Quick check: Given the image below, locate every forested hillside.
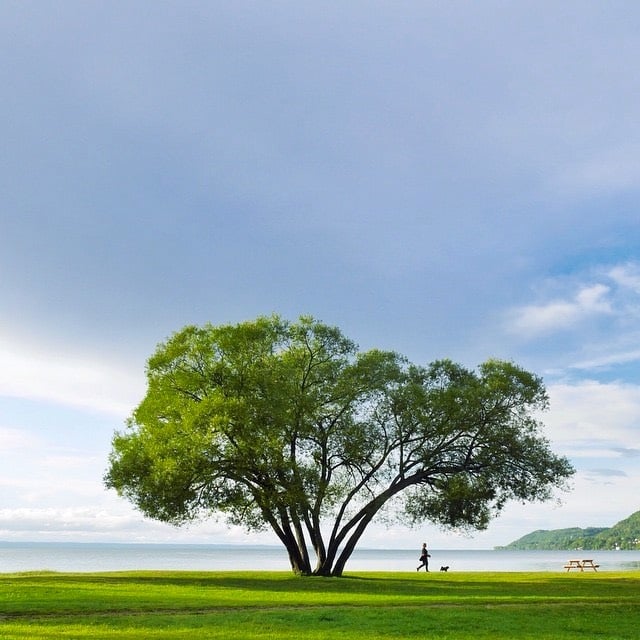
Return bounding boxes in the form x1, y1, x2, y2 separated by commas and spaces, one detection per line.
500, 510, 640, 550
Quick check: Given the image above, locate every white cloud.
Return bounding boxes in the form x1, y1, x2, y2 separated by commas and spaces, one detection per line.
42, 454, 103, 471
0, 505, 190, 542
583, 468, 628, 478
505, 262, 640, 351
0, 427, 41, 450
555, 143, 640, 195
0, 507, 135, 533
0, 334, 144, 417
503, 469, 638, 532
570, 349, 640, 371
608, 263, 640, 294
544, 379, 640, 451
0, 503, 276, 544
508, 283, 611, 337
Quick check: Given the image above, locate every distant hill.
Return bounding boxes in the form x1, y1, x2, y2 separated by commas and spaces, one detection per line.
499, 510, 640, 550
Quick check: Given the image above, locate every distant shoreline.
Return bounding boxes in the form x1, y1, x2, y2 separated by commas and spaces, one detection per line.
2, 542, 639, 574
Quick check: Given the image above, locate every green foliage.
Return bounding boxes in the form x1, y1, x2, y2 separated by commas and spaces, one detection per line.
593, 510, 640, 549
499, 527, 609, 550
503, 510, 640, 550
105, 315, 574, 575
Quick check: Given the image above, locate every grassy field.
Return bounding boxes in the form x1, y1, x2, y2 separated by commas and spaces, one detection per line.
1, 570, 638, 639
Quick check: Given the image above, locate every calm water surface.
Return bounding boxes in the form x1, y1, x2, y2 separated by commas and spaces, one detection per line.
1, 543, 639, 573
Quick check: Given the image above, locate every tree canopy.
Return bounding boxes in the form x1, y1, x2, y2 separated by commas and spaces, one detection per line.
105, 315, 574, 575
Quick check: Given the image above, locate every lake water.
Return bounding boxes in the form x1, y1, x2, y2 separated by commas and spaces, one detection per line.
1, 542, 639, 573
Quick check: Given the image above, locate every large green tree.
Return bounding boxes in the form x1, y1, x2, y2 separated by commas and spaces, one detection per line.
105, 315, 574, 576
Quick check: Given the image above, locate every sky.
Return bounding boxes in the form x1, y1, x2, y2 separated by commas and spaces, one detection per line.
1, 1, 639, 551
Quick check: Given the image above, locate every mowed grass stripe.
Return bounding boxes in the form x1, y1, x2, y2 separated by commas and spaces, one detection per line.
1, 571, 639, 640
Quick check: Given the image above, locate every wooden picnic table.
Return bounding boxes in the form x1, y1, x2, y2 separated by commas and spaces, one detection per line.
564, 559, 599, 572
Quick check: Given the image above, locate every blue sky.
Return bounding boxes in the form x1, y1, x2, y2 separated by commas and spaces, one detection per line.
1, 1, 639, 550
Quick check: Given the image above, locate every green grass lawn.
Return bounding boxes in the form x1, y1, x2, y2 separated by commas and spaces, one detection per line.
1, 570, 638, 639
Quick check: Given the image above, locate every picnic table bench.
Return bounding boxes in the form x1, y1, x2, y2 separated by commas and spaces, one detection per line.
564, 559, 599, 572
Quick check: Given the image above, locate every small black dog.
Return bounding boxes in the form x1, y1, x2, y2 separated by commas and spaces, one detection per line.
440, 565, 450, 572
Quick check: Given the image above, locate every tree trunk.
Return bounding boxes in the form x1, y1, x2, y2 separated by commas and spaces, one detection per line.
325, 483, 412, 576
271, 515, 313, 575
285, 541, 312, 574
